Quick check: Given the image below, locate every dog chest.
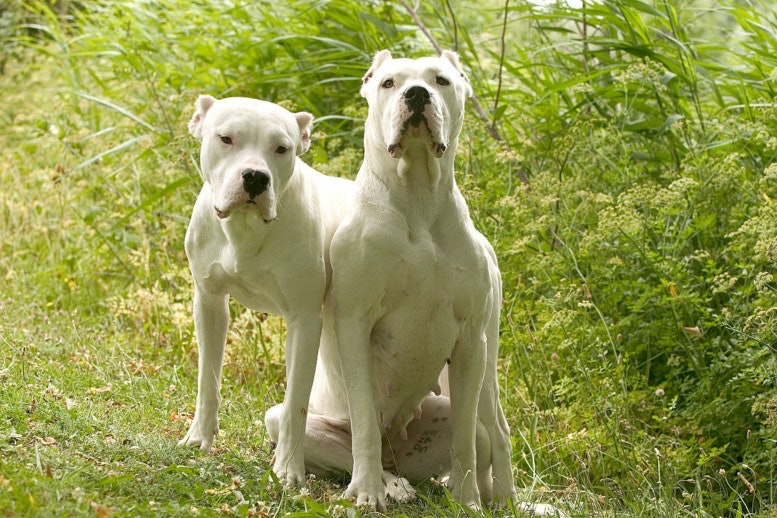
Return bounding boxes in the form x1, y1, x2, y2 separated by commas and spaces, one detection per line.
193, 248, 324, 317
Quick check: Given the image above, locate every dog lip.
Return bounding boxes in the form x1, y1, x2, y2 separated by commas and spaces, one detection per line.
401, 112, 427, 130
387, 143, 403, 158
214, 207, 229, 219
407, 112, 427, 128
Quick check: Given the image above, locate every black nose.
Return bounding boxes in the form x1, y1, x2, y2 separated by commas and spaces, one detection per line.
242, 169, 270, 199
404, 85, 431, 112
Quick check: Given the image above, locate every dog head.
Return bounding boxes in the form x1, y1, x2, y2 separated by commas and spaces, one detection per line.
189, 96, 313, 222
360, 50, 472, 159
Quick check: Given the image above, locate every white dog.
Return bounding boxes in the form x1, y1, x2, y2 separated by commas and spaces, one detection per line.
180, 95, 353, 488
328, 48, 517, 510
264, 51, 520, 511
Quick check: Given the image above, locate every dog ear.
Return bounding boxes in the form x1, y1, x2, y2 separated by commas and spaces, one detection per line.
189, 95, 217, 141
441, 50, 473, 98
295, 111, 313, 155
360, 49, 393, 97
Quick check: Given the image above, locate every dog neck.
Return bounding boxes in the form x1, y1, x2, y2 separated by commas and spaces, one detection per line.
396, 142, 443, 187
365, 133, 457, 191
219, 209, 272, 254
363, 133, 461, 229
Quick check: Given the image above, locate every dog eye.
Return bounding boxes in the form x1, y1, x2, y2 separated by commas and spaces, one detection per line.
381, 78, 395, 89
276, 146, 288, 154
219, 135, 233, 145
436, 76, 450, 86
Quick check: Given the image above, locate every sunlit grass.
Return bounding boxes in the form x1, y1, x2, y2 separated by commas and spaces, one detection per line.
2, 0, 777, 516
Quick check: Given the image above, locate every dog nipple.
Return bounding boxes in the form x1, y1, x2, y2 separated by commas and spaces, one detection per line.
392, 413, 410, 441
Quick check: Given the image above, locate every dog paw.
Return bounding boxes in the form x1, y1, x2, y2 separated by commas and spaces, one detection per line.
447, 472, 481, 510
344, 475, 387, 511
178, 417, 218, 451
383, 472, 417, 503
272, 456, 306, 488
492, 483, 519, 506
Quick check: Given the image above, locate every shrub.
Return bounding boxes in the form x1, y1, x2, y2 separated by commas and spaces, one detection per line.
4, 0, 777, 515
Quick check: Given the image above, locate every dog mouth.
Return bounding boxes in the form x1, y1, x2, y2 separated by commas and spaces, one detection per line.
387, 142, 446, 158
213, 200, 275, 224
406, 111, 427, 129
387, 114, 446, 159
388, 137, 446, 160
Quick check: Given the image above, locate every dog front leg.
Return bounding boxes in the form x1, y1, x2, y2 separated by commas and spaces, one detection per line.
478, 310, 518, 504
335, 317, 387, 510
448, 328, 487, 510
180, 288, 229, 451
478, 374, 517, 503
272, 311, 322, 487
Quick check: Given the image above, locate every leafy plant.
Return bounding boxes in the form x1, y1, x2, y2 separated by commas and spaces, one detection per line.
3, 0, 777, 516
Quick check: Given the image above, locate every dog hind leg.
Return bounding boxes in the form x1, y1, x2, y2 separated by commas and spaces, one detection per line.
266, 404, 418, 503
383, 395, 491, 500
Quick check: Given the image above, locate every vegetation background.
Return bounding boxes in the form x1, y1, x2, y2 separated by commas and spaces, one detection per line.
1, 0, 777, 515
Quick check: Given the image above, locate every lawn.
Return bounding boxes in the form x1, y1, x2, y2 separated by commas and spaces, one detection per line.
2, 0, 777, 516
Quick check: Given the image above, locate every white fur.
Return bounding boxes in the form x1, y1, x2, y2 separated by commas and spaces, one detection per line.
333, 49, 509, 510
249, 56, 562, 516
305, 50, 518, 510
180, 96, 354, 489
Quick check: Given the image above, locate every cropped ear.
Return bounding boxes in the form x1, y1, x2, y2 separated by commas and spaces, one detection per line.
189, 95, 217, 141
441, 50, 473, 98
295, 111, 313, 155
360, 49, 393, 97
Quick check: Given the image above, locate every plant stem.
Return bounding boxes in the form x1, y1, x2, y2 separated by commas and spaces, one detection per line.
397, 0, 529, 184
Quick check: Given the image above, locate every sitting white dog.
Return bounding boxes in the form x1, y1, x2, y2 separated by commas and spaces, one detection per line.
328, 49, 517, 510
265, 51, 526, 512
181, 95, 353, 488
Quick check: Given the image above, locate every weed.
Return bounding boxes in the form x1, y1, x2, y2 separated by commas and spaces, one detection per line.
2, 0, 777, 516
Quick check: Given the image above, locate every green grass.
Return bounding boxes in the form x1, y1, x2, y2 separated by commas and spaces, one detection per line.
2, 0, 777, 516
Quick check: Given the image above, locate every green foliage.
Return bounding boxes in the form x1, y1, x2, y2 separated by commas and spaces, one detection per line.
449, 0, 777, 514
3, 0, 777, 516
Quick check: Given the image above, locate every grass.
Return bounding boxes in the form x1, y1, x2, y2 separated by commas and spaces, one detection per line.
0, 4, 547, 516
3, 0, 777, 516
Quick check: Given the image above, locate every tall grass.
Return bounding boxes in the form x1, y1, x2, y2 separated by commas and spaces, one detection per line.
446, 0, 777, 515
2, 0, 777, 515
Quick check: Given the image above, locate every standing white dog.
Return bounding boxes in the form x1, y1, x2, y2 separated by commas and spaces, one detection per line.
264, 51, 519, 511
180, 95, 353, 488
